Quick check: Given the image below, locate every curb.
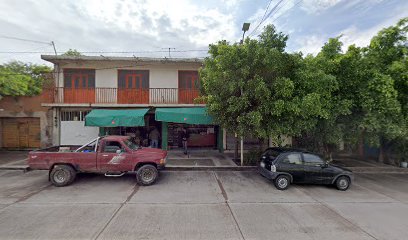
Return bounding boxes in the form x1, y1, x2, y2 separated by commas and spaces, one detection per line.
0, 165, 30, 171
164, 166, 257, 171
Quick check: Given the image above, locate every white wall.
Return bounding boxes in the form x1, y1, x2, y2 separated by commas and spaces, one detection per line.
60, 121, 99, 145
56, 61, 201, 89
96, 69, 117, 88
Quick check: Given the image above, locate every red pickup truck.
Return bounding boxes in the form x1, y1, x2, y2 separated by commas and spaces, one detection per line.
28, 135, 167, 187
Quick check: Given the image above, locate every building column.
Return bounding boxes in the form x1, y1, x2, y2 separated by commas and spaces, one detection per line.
99, 127, 105, 136
222, 128, 227, 151
52, 107, 60, 146
161, 122, 168, 150
217, 127, 223, 153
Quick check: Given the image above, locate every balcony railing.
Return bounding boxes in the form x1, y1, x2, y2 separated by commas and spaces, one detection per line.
42, 87, 204, 105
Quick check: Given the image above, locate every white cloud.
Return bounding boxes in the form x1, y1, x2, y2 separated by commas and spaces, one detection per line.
295, 35, 327, 55
339, 6, 407, 51
301, 0, 342, 14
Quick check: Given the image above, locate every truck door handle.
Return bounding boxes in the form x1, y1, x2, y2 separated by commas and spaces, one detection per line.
102, 154, 109, 157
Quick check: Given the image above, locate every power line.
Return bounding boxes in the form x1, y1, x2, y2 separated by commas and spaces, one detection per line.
249, 0, 274, 38
0, 35, 51, 45
0, 49, 209, 54
271, 0, 303, 22
248, 0, 286, 37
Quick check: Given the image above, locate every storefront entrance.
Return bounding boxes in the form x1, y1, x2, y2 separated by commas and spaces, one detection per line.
167, 123, 216, 149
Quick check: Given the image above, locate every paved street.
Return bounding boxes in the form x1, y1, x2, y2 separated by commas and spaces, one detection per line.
0, 170, 407, 240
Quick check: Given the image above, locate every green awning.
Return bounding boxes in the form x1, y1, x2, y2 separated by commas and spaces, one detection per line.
85, 109, 149, 127
155, 107, 214, 125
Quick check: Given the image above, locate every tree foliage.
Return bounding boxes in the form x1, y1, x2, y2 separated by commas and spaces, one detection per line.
0, 61, 52, 96
200, 25, 338, 143
201, 17, 408, 160
62, 49, 83, 56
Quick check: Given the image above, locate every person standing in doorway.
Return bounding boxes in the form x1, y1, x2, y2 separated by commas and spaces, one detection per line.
181, 127, 189, 155
149, 127, 160, 148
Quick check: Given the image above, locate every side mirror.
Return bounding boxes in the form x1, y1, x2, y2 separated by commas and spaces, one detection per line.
116, 149, 122, 154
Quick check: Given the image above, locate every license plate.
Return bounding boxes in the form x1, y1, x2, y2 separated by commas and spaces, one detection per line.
260, 162, 265, 168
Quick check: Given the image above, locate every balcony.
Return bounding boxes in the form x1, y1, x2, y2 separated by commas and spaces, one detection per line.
42, 87, 204, 105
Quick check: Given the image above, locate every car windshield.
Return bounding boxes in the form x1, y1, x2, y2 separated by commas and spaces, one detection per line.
124, 140, 139, 150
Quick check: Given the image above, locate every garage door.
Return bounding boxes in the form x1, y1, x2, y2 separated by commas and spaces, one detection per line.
1, 118, 40, 149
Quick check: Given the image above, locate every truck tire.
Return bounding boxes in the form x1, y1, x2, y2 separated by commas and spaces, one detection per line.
136, 164, 158, 186
50, 165, 76, 187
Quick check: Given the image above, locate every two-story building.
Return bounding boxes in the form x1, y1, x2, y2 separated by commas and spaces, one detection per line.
41, 55, 223, 151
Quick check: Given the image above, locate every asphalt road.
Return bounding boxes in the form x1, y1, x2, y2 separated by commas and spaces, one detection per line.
0, 170, 407, 240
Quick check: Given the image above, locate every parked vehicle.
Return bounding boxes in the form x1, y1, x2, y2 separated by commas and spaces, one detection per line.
258, 148, 353, 191
28, 136, 167, 187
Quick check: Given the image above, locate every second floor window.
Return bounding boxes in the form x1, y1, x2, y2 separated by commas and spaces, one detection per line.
118, 70, 149, 89
63, 69, 95, 88
179, 71, 199, 90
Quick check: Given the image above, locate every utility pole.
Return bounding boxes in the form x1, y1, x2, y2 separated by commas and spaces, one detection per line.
237, 23, 250, 166
51, 41, 57, 55
162, 47, 176, 58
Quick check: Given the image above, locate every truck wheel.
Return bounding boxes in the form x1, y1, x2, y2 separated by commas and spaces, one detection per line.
136, 165, 158, 186
50, 165, 76, 187
274, 175, 290, 190
336, 176, 350, 191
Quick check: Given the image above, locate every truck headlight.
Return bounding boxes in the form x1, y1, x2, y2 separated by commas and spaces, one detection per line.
160, 158, 166, 165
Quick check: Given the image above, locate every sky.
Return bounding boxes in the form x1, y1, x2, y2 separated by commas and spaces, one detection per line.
0, 0, 406, 65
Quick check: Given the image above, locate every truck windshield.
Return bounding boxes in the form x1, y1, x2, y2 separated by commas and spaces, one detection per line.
124, 140, 138, 150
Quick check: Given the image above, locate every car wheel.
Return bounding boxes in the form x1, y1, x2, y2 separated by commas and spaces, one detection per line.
336, 176, 350, 191
136, 165, 158, 186
274, 175, 290, 190
50, 165, 76, 187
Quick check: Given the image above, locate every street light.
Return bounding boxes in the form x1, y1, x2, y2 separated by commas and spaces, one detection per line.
236, 23, 251, 165
240, 23, 250, 44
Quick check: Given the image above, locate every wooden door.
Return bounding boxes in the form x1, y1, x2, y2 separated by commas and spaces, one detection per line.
1, 118, 40, 149
64, 74, 95, 103
178, 71, 199, 103
118, 74, 149, 104
2, 119, 19, 148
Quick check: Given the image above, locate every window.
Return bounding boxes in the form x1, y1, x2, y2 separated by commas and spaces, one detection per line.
262, 149, 280, 160
118, 70, 149, 89
281, 153, 302, 165
303, 153, 324, 165
63, 69, 95, 88
60, 110, 90, 121
103, 141, 123, 153
179, 71, 199, 89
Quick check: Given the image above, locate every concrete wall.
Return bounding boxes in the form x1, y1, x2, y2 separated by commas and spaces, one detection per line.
0, 94, 53, 148
60, 121, 99, 145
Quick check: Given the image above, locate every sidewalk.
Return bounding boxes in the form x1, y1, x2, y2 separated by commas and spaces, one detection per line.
0, 151, 29, 170
166, 150, 237, 167
332, 156, 408, 173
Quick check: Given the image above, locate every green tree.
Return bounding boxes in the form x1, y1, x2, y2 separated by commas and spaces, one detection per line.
200, 25, 337, 145
303, 17, 408, 162
0, 61, 52, 96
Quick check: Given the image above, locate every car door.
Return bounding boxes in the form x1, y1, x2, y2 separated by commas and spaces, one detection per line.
303, 153, 325, 184
276, 153, 305, 183
98, 140, 133, 172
